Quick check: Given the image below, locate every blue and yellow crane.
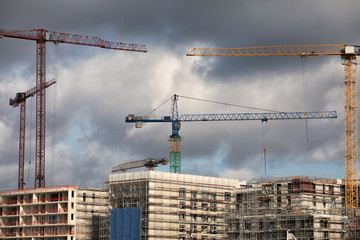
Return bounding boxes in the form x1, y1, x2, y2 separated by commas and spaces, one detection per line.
126, 94, 337, 174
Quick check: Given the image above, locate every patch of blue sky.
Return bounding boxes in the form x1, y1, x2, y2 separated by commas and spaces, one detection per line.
264, 159, 344, 180
61, 120, 96, 151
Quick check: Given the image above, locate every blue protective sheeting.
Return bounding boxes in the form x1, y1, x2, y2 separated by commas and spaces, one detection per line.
110, 207, 142, 240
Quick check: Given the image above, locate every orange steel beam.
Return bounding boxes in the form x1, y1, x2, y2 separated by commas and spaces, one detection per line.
186, 45, 346, 57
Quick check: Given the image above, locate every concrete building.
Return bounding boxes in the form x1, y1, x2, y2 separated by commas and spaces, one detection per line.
106, 171, 243, 240
226, 176, 348, 240
0, 185, 108, 240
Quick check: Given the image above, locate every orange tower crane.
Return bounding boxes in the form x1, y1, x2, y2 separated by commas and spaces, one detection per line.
9, 79, 56, 190
187, 44, 360, 216
1, 29, 147, 188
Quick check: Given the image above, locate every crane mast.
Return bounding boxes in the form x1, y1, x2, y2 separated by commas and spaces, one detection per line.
187, 44, 360, 216
170, 94, 181, 173
126, 94, 337, 174
1, 29, 147, 188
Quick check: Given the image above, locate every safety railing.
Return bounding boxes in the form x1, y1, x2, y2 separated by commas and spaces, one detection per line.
0, 196, 68, 205
0, 230, 74, 237
0, 219, 68, 227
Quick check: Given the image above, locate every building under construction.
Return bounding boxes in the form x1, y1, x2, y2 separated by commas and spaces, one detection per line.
106, 171, 243, 240
0, 185, 108, 239
0, 172, 353, 240
225, 176, 348, 240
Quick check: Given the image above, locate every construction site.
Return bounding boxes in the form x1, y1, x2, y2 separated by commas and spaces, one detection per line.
0, 171, 357, 240
0, 27, 360, 240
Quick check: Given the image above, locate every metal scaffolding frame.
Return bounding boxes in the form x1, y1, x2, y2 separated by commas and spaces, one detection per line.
225, 176, 348, 240
104, 171, 241, 240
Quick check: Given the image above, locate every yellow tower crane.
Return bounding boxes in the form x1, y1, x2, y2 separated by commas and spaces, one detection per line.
187, 45, 360, 217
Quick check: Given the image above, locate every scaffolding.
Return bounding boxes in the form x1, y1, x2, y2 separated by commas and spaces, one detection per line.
99, 212, 110, 240
225, 176, 348, 240
75, 187, 109, 240
104, 171, 242, 240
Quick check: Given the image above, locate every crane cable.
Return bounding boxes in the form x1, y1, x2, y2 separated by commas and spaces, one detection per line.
144, 96, 172, 116
178, 95, 282, 113
301, 56, 309, 143
50, 43, 59, 186
146, 94, 283, 116
27, 92, 34, 184
262, 119, 267, 176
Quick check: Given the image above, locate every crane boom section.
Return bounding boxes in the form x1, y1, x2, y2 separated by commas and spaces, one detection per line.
126, 111, 336, 123
112, 159, 148, 172
180, 111, 336, 121
9, 79, 56, 107
112, 158, 169, 172
186, 45, 360, 57
0, 29, 147, 52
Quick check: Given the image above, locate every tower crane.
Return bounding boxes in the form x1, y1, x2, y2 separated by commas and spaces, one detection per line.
186, 44, 360, 216
0, 29, 147, 188
9, 79, 56, 190
112, 158, 169, 172
126, 94, 337, 174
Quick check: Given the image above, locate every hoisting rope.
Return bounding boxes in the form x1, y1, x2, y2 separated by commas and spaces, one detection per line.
301, 56, 309, 143
27, 95, 34, 184
50, 43, 59, 186
262, 119, 267, 176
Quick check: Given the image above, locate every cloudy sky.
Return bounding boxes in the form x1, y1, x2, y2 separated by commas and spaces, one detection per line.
0, 0, 359, 190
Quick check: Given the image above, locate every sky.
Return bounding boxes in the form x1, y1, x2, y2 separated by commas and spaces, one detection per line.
0, 0, 359, 190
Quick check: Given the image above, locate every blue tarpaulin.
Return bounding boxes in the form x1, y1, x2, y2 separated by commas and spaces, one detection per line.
110, 207, 142, 240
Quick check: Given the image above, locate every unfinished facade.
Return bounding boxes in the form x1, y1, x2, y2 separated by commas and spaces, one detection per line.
0, 185, 108, 240
226, 176, 348, 240
107, 171, 243, 240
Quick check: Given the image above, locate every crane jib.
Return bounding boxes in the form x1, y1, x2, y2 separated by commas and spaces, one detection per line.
179, 111, 337, 121
125, 111, 337, 123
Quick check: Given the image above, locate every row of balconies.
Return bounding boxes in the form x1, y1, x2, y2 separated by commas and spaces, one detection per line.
0, 219, 68, 227
0, 197, 68, 206
0, 230, 74, 238
0, 208, 68, 216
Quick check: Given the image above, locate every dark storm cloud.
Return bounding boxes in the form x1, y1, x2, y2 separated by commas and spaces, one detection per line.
1, 0, 359, 78
0, 0, 359, 189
